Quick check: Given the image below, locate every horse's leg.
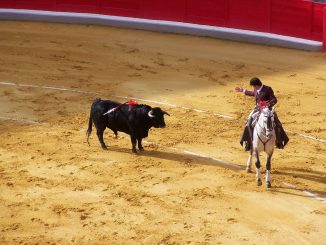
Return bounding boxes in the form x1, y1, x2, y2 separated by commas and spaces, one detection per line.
255, 149, 262, 186
246, 148, 253, 173
266, 152, 273, 188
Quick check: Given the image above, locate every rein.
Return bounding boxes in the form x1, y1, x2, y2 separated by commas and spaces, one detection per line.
256, 130, 273, 151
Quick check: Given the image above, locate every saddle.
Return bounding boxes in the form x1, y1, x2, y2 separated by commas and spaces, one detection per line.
240, 104, 289, 150
251, 113, 260, 128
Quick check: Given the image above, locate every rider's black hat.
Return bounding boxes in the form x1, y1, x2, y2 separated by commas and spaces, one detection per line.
250, 77, 262, 86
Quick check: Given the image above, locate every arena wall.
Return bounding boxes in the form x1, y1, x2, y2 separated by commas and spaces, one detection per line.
0, 0, 325, 51
324, 6, 326, 50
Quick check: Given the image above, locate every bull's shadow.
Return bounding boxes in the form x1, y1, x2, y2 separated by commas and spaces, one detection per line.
100, 145, 242, 171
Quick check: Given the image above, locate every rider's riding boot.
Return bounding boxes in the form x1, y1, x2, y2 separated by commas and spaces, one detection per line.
275, 126, 284, 149
244, 141, 250, 151
274, 113, 289, 149
241, 117, 253, 151
240, 126, 248, 151
247, 117, 254, 151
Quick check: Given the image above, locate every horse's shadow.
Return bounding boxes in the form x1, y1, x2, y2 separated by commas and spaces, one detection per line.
100, 145, 242, 171
269, 185, 326, 200
90, 144, 325, 198
273, 167, 326, 197
277, 167, 326, 185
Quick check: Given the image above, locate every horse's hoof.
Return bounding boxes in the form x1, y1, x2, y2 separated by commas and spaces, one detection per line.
266, 181, 272, 188
101, 146, 108, 150
246, 168, 252, 173
257, 178, 262, 186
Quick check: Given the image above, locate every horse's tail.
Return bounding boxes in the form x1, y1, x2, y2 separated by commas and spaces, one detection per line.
86, 98, 101, 145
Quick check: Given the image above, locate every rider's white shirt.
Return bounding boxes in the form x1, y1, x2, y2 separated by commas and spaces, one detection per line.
256, 84, 264, 94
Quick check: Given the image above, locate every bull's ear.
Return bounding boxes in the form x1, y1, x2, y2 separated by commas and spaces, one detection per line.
148, 110, 155, 118
163, 111, 170, 116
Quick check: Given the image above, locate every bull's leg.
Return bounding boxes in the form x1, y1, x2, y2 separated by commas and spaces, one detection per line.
108, 128, 118, 139
266, 154, 273, 188
255, 150, 262, 186
130, 134, 137, 154
93, 121, 108, 150
137, 137, 144, 151
246, 148, 253, 173
96, 130, 107, 150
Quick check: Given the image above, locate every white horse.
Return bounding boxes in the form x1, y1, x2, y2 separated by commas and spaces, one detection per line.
246, 106, 276, 188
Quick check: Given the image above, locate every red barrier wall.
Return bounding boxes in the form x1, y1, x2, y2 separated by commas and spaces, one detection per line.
0, 0, 325, 48
324, 7, 326, 51
143, 0, 185, 22
270, 0, 313, 40
14, 0, 55, 11
56, 0, 98, 13
100, 0, 143, 18
228, 0, 270, 32
185, 0, 228, 27
312, 3, 325, 41
0, 0, 15, 8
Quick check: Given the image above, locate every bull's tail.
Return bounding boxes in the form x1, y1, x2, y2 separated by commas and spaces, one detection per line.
86, 115, 92, 146
86, 98, 101, 145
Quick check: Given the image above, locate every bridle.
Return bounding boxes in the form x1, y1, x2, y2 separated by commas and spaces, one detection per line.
256, 107, 275, 151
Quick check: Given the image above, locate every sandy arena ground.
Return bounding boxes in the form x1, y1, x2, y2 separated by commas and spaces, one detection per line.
0, 21, 325, 244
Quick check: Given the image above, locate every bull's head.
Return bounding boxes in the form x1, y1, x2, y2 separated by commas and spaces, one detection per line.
148, 107, 170, 128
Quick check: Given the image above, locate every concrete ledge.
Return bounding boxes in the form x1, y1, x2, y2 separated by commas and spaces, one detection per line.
0, 8, 323, 51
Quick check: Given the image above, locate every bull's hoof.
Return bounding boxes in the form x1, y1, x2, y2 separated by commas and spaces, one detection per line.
246, 167, 252, 173
101, 146, 108, 150
266, 181, 272, 188
257, 178, 262, 186
132, 149, 137, 154
138, 147, 144, 151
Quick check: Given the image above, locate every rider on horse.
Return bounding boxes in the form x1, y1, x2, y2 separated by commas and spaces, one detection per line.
235, 77, 289, 151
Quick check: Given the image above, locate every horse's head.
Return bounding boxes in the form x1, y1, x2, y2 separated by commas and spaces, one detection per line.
260, 107, 275, 138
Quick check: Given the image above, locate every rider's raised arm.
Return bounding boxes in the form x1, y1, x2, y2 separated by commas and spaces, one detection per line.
244, 89, 255, 97
235, 86, 255, 97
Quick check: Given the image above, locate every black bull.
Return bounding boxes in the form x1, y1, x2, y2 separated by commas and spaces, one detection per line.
86, 98, 170, 153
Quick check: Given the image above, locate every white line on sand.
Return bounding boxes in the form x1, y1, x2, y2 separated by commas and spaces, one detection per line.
286, 130, 326, 143
0, 116, 323, 203
302, 190, 326, 203
0, 81, 324, 143
182, 149, 241, 169
282, 182, 325, 203
142, 140, 241, 170
0, 116, 40, 124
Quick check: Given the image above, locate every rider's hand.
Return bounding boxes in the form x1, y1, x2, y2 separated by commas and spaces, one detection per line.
235, 86, 244, 93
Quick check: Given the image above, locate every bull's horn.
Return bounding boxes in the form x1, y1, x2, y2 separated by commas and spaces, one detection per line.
148, 110, 155, 118
163, 111, 170, 116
